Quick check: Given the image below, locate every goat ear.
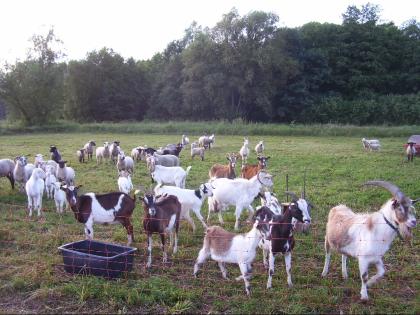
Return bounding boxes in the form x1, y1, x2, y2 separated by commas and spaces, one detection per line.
411, 198, 419, 205
392, 199, 400, 209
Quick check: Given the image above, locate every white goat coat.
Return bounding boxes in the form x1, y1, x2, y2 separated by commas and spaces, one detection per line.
154, 184, 211, 230
151, 165, 191, 188
45, 171, 57, 199
52, 182, 68, 213
208, 173, 273, 229
118, 175, 133, 194
25, 168, 45, 216
56, 165, 75, 186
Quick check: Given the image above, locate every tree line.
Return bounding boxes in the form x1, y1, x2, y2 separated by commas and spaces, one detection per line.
1, 3, 419, 126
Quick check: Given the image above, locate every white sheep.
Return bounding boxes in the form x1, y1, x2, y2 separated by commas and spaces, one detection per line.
154, 182, 214, 231
83, 140, 96, 161
361, 138, 381, 151
56, 161, 75, 186
0, 158, 15, 189
117, 151, 134, 174
96, 142, 110, 164
118, 170, 133, 194
207, 171, 274, 230
25, 168, 46, 217
13, 156, 35, 192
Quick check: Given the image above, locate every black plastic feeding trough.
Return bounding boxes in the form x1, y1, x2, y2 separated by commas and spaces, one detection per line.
58, 240, 137, 279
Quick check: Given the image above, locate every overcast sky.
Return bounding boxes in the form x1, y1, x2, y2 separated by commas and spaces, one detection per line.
1, 0, 419, 64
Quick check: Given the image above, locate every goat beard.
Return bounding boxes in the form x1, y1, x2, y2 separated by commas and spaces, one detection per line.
399, 224, 413, 241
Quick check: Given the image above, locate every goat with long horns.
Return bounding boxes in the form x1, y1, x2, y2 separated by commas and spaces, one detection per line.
321, 180, 418, 300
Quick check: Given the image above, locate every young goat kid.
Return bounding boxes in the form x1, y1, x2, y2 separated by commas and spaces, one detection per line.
61, 185, 138, 245
259, 191, 312, 289
321, 180, 418, 300
142, 193, 181, 268
194, 207, 273, 295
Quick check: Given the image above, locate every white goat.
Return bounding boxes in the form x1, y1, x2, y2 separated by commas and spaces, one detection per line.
321, 181, 418, 301
361, 138, 381, 151
34, 154, 45, 168
44, 169, 57, 199
96, 142, 110, 164
208, 171, 274, 230
193, 207, 272, 295
154, 182, 213, 231
147, 155, 190, 188
117, 151, 134, 174
190, 141, 205, 161
255, 140, 264, 155
52, 181, 68, 213
181, 134, 190, 146
239, 138, 250, 166
118, 170, 134, 194
25, 168, 46, 217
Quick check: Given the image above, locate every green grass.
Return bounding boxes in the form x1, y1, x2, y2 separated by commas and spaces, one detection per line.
0, 132, 419, 313
1, 119, 419, 137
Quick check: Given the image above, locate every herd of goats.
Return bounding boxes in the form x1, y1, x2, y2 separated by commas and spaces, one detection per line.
0, 134, 418, 301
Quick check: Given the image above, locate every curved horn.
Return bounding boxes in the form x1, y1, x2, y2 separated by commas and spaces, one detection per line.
364, 180, 405, 202
285, 191, 299, 202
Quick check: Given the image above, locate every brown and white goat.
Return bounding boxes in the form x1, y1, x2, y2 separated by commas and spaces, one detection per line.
321, 181, 418, 300
142, 193, 181, 268
208, 153, 238, 179
193, 207, 273, 295
61, 185, 137, 245
406, 142, 416, 162
241, 155, 270, 179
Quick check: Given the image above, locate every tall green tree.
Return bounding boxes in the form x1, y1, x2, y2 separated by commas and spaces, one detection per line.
65, 48, 150, 122
0, 28, 65, 125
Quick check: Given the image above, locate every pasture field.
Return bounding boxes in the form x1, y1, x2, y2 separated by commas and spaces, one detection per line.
0, 132, 419, 314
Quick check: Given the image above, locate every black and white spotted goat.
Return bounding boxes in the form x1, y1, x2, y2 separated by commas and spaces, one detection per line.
259, 191, 312, 289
